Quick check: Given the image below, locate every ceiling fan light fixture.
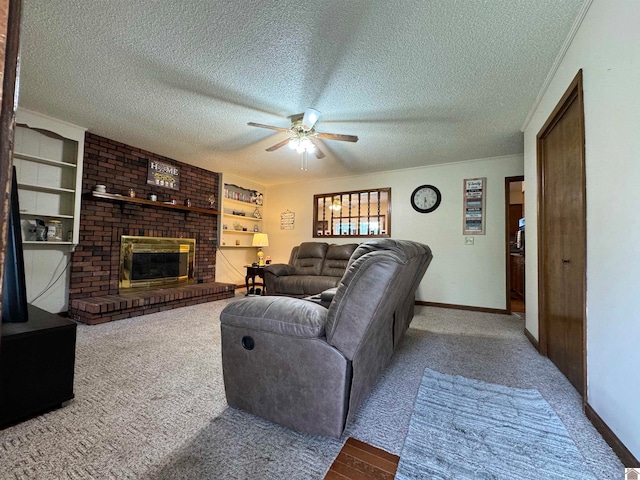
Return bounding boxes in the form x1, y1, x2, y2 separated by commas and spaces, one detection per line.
290, 135, 315, 153
300, 136, 314, 151
248, 110, 355, 171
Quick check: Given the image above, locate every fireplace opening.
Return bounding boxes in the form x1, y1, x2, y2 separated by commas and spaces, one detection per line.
120, 236, 196, 290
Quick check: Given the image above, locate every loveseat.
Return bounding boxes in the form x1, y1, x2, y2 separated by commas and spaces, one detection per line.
264, 242, 358, 297
220, 239, 433, 437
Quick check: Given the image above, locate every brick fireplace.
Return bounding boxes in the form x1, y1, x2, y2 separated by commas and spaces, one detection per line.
68, 133, 234, 324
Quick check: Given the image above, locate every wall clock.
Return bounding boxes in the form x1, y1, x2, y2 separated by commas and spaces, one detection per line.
410, 185, 442, 213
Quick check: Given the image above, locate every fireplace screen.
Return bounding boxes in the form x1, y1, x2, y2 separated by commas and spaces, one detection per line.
119, 236, 196, 289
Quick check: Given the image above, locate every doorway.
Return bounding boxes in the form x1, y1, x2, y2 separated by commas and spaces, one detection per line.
536, 70, 586, 397
505, 176, 525, 315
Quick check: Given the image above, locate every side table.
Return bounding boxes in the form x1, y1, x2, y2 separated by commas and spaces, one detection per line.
245, 265, 265, 296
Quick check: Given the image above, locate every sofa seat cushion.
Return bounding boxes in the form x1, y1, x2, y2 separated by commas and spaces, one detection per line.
270, 275, 343, 297
220, 296, 328, 338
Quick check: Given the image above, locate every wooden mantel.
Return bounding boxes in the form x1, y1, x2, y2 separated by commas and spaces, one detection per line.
90, 191, 220, 215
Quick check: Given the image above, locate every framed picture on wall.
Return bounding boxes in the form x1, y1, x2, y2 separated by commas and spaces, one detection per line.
463, 177, 486, 235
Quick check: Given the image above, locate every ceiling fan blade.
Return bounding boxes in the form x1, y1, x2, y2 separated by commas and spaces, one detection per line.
316, 132, 359, 143
248, 122, 289, 132
309, 137, 326, 159
301, 108, 321, 130
265, 138, 292, 152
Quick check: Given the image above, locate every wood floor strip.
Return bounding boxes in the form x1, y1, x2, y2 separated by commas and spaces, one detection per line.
325, 437, 400, 480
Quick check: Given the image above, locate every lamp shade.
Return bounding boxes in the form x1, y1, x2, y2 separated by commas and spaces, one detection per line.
252, 233, 269, 247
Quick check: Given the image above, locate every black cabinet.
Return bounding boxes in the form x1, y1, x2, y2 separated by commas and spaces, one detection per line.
0, 305, 76, 428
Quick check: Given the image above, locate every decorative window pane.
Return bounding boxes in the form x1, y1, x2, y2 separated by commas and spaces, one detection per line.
313, 188, 391, 238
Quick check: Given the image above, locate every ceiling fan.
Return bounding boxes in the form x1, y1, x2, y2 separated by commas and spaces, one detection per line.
247, 108, 358, 161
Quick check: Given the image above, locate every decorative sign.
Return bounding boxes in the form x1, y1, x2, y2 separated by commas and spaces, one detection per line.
280, 210, 295, 230
463, 177, 486, 235
147, 159, 180, 190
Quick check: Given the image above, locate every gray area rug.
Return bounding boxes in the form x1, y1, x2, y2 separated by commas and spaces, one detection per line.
396, 368, 596, 480
0, 297, 624, 479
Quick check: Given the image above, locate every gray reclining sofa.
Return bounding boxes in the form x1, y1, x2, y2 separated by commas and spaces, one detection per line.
264, 242, 358, 297
220, 239, 433, 437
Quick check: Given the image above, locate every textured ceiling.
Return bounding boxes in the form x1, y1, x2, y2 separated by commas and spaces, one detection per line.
18, 0, 585, 185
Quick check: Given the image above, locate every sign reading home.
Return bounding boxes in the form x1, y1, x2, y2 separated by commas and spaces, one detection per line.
147, 159, 180, 190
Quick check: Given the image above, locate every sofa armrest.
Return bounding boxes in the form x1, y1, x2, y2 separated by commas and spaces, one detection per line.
306, 287, 338, 308
264, 263, 296, 277
220, 296, 328, 338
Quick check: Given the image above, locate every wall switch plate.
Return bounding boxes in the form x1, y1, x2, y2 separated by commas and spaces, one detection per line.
465, 237, 474, 245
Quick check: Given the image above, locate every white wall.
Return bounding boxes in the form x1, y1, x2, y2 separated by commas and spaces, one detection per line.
265, 154, 523, 308
523, 0, 640, 458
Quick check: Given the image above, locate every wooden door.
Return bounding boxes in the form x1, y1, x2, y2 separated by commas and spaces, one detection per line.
537, 71, 586, 396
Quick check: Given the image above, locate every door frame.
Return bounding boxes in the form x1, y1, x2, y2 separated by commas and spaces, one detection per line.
536, 69, 587, 399
504, 175, 524, 315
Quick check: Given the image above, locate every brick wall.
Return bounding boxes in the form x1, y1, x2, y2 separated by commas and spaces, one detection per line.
69, 133, 220, 302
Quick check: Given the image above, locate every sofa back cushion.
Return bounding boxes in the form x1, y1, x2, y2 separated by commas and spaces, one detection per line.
321, 243, 359, 277
293, 242, 328, 276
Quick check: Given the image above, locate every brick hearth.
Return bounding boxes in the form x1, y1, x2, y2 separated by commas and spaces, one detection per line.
69, 133, 234, 324
69, 283, 234, 325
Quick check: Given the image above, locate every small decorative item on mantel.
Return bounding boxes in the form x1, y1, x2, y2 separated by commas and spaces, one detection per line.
208, 195, 216, 209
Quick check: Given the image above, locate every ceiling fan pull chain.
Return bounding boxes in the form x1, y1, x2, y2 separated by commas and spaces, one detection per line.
300, 150, 308, 172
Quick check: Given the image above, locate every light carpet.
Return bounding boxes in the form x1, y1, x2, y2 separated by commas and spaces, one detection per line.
396, 368, 596, 480
0, 298, 624, 479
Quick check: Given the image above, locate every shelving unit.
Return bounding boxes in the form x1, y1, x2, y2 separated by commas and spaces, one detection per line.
12, 109, 87, 314
13, 109, 86, 246
220, 187, 264, 248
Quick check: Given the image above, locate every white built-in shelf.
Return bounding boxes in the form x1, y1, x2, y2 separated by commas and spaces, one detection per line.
224, 197, 263, 208
23, 241, 74, 245
219, 181, 265, 253
13, 152, 77, 168
223, 212, 262, 221
14, 109, 86, 246
19, 211, 74, 219
18, 183, 76, 194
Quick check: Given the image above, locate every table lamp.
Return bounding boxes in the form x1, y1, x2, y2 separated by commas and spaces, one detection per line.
252, 233, 269, 266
